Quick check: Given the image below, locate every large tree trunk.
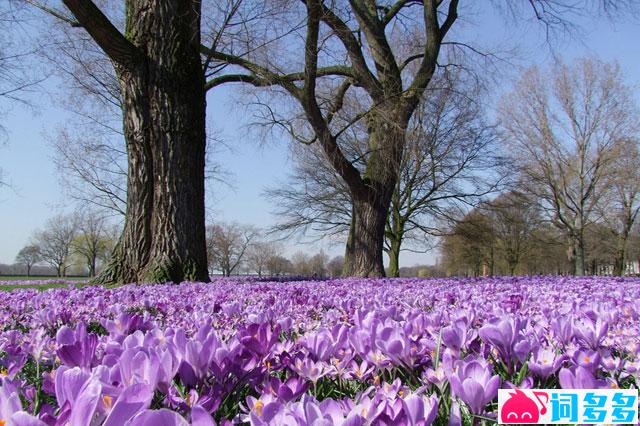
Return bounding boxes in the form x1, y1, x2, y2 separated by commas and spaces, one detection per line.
95, 0, 209, 284
89, 256, 96, 278
387, 237, 402, 278
342, 110, 406, 278
568, 233, 585, 276
343, 195, 389, 277
613, 231, 629, 276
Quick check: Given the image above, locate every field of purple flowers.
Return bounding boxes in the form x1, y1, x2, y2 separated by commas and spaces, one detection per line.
0, 276, 638, 425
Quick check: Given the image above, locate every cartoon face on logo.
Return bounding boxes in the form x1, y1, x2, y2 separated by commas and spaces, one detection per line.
501, 390, 548, 423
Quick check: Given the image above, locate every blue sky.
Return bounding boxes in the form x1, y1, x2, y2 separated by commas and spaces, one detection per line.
1, 5, 639, 266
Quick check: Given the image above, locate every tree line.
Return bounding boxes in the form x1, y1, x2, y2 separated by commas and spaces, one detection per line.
1, 1, 637, 283
10, 215, 343, 278
442, 59, 640, 277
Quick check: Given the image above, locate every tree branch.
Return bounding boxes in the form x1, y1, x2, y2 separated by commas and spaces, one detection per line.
61, 0, 140, 65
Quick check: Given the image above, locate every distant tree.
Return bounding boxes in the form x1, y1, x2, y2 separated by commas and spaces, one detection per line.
246, 240, 282, 277
32, 214, 78, 277
485, 192, 542, 275
290, 250, 329, 277
308, 250, 329, 278
206, 223, 258, 277
265, 255, 293, 276
73, 212, 111, 277
327, 256, 344, 277
441, 210, 495, 277
598, 138, 640, 276
290, 252, 311, 277
15, 244, 42, 276
499, 58, 637, 275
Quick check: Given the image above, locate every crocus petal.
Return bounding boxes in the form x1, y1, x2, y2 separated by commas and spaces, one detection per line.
129, 409, 190, 426
103, 383, 153, 426
54, 367, 90, 408
69, 378, 102, 426
448, 401, 462, 426
8, 411, 48, 426
461, 379, 484, 414
558, 367, 576, 389
191, 405, 216, 426
402, 394, 424, 425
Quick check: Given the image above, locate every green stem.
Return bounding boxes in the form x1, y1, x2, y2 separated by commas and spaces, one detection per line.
33, 360, 41, 415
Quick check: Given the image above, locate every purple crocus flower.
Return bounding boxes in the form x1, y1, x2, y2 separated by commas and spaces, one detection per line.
303, 325, 347, 362
66, 377, 102, 426
102, 383, 154, 426
291, 357, 330, 383
527, 347, 564, 379
448, 358, 500, 414
441, 319, 476, 354
239, 323, 280, 357
56, 324, 98, 369
550, 316, 575, 346
479, 317, 530, 367
558, 366, 601, 389
573, 349, 600, 372
128, 408, 190, 425
0, 378, 46, 426
401, 394, 438, 426
54, 366, 91, 410
574, 318, 609, 349
244, 394, 283, 425
191, 405, 216, 426
448, 401, 461, 426
105, 312, 152, 337
263, 377, 309, 403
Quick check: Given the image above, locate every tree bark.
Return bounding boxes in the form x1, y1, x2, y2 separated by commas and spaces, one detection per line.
613, 233, 628, 276
93, 0, 209, 284
340, 123, 403, 277
387, 236, 402, 278
568, 233, 585, 276
90, 255, 96, 277
343, 196, 389, 277
341, 109, 407, 278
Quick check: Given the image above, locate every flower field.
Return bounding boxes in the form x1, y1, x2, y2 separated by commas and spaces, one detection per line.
0, 276, 638, 425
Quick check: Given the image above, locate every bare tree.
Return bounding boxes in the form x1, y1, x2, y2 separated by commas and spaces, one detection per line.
498, 58, 638, 275
267, 69, 503, 276
384, 71, 504, 276
327, 255, 344, 277
1, 2, 44, 186
206, 0, 629, 277
18, 0, 275, 284
246, 240, 282, 277
206, 222, 258, 276
485, 192, 542, 275
73, 211, 111, 277
32, 214, 78, 277
441, 209, 496, 277
265, 255, 293, 276
598, 138, 640, 275
15, 244, 42, 276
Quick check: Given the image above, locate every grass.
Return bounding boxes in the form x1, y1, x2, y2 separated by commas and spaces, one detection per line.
0, 283, 80, 292
0, 275, 87, 281
0, 276, 90, 292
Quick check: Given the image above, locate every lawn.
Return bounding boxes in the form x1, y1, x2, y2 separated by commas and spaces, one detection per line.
0, 275, 87, 281
0, 276, 88, 292
0, 276, 637, 425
